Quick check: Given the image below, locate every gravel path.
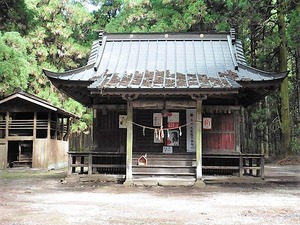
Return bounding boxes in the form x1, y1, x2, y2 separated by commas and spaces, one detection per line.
0, 164, 299, 225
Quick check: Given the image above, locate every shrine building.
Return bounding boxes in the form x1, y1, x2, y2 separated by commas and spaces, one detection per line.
43, 30, 287, 185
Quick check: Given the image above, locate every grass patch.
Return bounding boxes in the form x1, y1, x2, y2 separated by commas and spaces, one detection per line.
0, 169, 67, 180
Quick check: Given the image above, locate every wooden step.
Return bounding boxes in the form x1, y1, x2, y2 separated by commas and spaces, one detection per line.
133, 153, 196, 160
133, 165, 195, 174
133, 154, 196, 167
12, 160, 32, 168
133, 160, 196, 167
133, 174, 196, 180
133, 177, 196, 186
132, 153, 196, 182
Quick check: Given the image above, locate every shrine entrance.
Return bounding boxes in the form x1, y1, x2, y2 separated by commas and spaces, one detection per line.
7, 141, 33, 168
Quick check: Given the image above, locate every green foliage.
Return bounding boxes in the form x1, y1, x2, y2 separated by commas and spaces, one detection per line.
0, 0, 299, 155
250, 107, 269, 132
0, 0, 33, 34
26, 0, 95, 70
0, 32, 31, 94
287, 4, 300, 49
105, 0, 208, 32
19, 0, 97, 133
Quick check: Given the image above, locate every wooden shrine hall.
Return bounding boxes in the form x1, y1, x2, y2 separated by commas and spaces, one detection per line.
44, 30, 287, 186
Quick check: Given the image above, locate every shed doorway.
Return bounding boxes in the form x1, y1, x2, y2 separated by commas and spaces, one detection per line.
7, 141, 33, 168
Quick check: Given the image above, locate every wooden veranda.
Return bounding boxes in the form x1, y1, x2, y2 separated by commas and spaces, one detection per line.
67, 152, 265, 184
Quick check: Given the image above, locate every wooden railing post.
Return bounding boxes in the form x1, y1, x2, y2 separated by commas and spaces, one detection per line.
239, 154, 243, 177
260, 155, 265, 179
88, 153, 92, 175
68, 153, 72, 175
80, 156, 84, 174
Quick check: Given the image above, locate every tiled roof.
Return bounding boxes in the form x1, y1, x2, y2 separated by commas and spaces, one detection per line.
89, 33, 241, 90
44, 32, 286, 91
43, 31, 288, 106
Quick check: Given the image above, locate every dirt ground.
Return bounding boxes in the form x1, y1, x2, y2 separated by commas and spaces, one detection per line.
0, 163, 299, 225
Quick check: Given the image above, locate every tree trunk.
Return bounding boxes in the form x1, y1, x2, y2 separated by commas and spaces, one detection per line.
278, 0, 291, 155
264, 97, 270, 158
295, 47, 300, 153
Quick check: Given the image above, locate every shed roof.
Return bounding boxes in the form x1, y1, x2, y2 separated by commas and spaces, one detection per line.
44, 31, 288, 107
0, 91, 78, 118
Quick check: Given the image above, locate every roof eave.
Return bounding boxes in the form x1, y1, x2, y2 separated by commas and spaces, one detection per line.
0, 91, 79, 118
237, 63, 289, 79
89, 87, 240, 96
43, 63, 95, 79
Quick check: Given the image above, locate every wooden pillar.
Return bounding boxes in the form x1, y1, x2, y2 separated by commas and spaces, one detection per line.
32, 112, 37, 168
0, 112, 9, 170
195, 98, 205, 186
0, 112, 10, 169
5, 112, 9, 139
54, 112, 58, 139
66, 117, 70, 141
124, 99, 133, 185
47, 112, 51, 140
60, 116, 64, 140
234, 110, 241, 152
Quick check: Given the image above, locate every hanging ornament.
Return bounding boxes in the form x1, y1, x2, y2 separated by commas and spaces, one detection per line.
155, 129, 159, 139
158, 115, 163, 140
143, 126, 145, 136
160, 126, 164, 139
179, 127, 182, 136
167, 129, 170, 138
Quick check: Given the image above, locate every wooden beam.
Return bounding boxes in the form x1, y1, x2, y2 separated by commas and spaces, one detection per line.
7, 136, 34, 141
203, 105, 240, 113
132, 100, 197, 109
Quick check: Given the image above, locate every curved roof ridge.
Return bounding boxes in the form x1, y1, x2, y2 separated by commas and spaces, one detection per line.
237, 63, 288, 79
43, 63, 95, 79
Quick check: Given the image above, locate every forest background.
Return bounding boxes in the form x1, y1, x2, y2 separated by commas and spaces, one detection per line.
0, 0, 299, 158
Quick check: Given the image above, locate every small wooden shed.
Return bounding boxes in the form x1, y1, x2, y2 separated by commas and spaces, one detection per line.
0, 90, 77, 169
